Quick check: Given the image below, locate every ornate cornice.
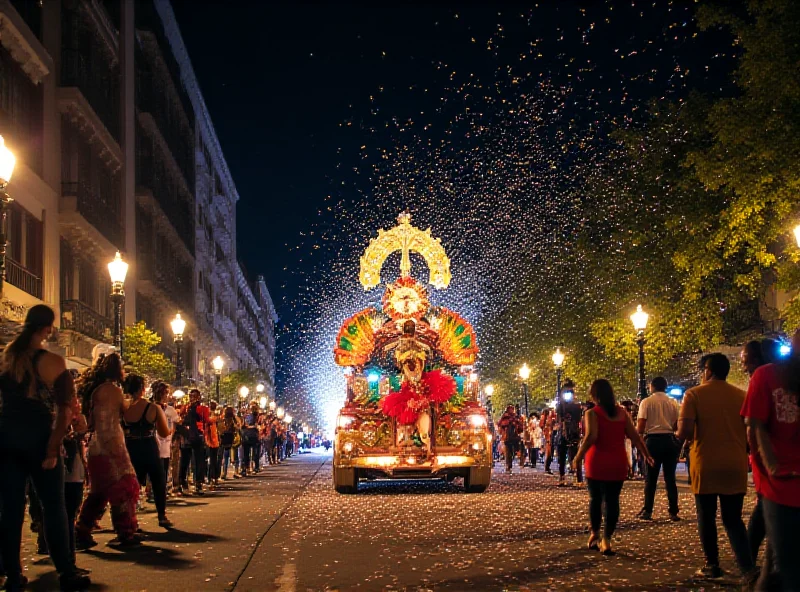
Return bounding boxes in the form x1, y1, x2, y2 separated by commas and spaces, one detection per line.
0, 4, 51, 85
57, 87, 123, 173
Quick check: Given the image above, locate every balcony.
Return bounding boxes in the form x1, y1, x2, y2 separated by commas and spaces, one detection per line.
60, 181, 124, 252
61, 299, 112, 343
60, 48, 120, 142
137, 243, 194, 315
6, 257, 42, 299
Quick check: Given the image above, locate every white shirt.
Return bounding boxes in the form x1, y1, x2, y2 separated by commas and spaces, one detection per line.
638, 392, 680, 435
157, 404, 180, 458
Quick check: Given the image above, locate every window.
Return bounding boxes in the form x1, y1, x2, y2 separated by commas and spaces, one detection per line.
5, 201, 43, 298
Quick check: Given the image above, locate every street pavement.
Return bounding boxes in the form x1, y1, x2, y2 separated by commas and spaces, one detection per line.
20, 452, 755, 591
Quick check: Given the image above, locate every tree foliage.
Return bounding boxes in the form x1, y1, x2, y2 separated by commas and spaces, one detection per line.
218, 369, 263, 406
484, 0, 800, 402
122, 321, 175, 383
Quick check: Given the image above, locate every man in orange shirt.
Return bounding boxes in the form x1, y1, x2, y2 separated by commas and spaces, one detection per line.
678, 353, 755, 583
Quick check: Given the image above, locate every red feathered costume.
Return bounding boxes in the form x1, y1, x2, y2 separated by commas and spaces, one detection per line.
380, 369, 457, 425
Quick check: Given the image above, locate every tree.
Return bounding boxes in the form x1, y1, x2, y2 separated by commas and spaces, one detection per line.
122, 321, 175, 383
218, 369, 262, 407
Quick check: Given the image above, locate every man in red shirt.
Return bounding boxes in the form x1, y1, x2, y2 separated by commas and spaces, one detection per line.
741, 337, 800, 590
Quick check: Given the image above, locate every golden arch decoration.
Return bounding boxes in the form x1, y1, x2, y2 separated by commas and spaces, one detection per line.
359, 212, 451, 290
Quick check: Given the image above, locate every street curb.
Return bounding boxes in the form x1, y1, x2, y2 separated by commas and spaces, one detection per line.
228, 457, 329, 591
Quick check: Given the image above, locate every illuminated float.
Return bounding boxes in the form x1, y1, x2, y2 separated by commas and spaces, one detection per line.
332, 213, 491, 493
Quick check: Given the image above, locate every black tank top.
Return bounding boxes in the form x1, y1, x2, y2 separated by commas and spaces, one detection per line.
122, 402, 155, 439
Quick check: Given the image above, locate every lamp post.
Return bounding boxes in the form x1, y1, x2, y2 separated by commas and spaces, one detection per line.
212, 355, 224, 404
552, 347, 565, 402
171, 313, 186, 386
276, 406, 285, 420
794, 225, 800, 248
239, 385, 249, 411
483, 383, 494, 406
518, 363, 531, 417
630, 305, 650, 400
269, 400, 276, 412
107, 252, 128, 355
0, 135, 17, 296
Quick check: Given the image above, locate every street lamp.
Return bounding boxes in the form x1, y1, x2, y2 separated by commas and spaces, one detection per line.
269, 400, 276, 411
630, 304, 650, 400
794, 225, 800, 248
276, 406, 285, 419
518, 363, 531, 417
171, 313, 186, 386
259, 396, 267, 410
256, 383, 265, 395
552, 347, 565, 400
0, 135, 17, 296
212, 355, 224, 405
107, 252, 128, 355
239, 385, 249, 408
172, 388, 185, 401
284, 414, 292, 425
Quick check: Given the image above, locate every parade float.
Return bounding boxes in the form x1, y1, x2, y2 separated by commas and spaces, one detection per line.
332, 213, 492, 493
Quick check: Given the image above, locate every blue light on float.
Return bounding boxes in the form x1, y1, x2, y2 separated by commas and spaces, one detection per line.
562, 390, 574, 402
779, 344, 792, 358
367, 371, 380, 383
668, 386, 684, 400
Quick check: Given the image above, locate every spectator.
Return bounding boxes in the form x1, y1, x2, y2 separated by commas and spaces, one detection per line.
573, 379, 652, 555
678, 353, 755, 583
76, 352, 140, 548
497, 405, 524, 473
219, 406, 240, 479
637, 376, 681, 521
241, 402, 261, 476
152, 383, 178, 497
206, 401, 221, 490
178, 389, 210, 495
556, 380, 583, 486
122, 374, 171, 528
530, 414, 543, 469
741, 331, 800, 590
0, 305, 91, 591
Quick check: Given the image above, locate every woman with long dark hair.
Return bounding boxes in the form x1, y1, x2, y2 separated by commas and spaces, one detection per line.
573, 379, 653, 555
122, 374, 172, 527
75, 352, 141, 548
0, 304, 91, 591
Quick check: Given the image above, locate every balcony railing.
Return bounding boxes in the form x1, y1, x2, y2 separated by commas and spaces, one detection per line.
62, 181, 124, 249
6, 258, 42, 299
61, 299, 112, 343
60, 48, 120, 142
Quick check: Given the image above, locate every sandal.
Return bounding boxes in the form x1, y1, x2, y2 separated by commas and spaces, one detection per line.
599, 538, 616, 556
587, 532, 600, 550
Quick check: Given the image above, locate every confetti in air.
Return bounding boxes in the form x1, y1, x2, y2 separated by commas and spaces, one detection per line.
273, 3, 736, 432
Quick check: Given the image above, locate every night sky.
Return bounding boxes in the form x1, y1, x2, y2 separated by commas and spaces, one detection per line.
171, 1, 735, 428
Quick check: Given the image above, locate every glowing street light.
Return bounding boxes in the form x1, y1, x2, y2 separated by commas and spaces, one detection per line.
794, 225, 800, 249
552, 347, 566, 401
259, 396, 267, 409
269, 400, 277, 411
630, 305, 649, 399
212, 355, 224, 404
484, 384, 495, 398
284, 414, 293, 425
0, 135, 17, 296
171, 313, 186, 386
276, 406, 285, 419
518, 363, 531, 417
172, 388, 185, 400
239, 385, 250, 402
107, 251, 128, 355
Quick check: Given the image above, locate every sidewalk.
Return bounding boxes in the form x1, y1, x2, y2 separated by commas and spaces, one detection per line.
19, 453, 328, 592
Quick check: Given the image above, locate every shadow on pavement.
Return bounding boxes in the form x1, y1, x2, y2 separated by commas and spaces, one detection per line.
84, 544, 194, 569
141, 527, 224, 544
355, 479, 465, 495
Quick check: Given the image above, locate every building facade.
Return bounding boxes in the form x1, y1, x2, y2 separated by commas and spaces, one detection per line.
0, 0, 275, 385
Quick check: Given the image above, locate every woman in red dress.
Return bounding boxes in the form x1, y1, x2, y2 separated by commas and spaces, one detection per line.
573, 379, 653, 554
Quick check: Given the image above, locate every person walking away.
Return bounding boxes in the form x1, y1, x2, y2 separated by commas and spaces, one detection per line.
678, 353, 756, 584
122, 374, 172, 527
242, 402, 261, 476
738, 339, 778, 576
179, 390, 210, 495
741, 332, 800, 591
522, 415, 533, 467
573, 379, 652, 555
497, 405, 524, 473
264, 415, 276, 465
0, 305, 91, 591
206, 401, 221, 489
637, 376, 681, 520
556, 381, 583, 486
75, 352, 141, 548
531, 416, 543, 469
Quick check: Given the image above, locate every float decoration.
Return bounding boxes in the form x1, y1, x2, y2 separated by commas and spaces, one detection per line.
428, 307, 479, 366
334, 308, 384, 367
